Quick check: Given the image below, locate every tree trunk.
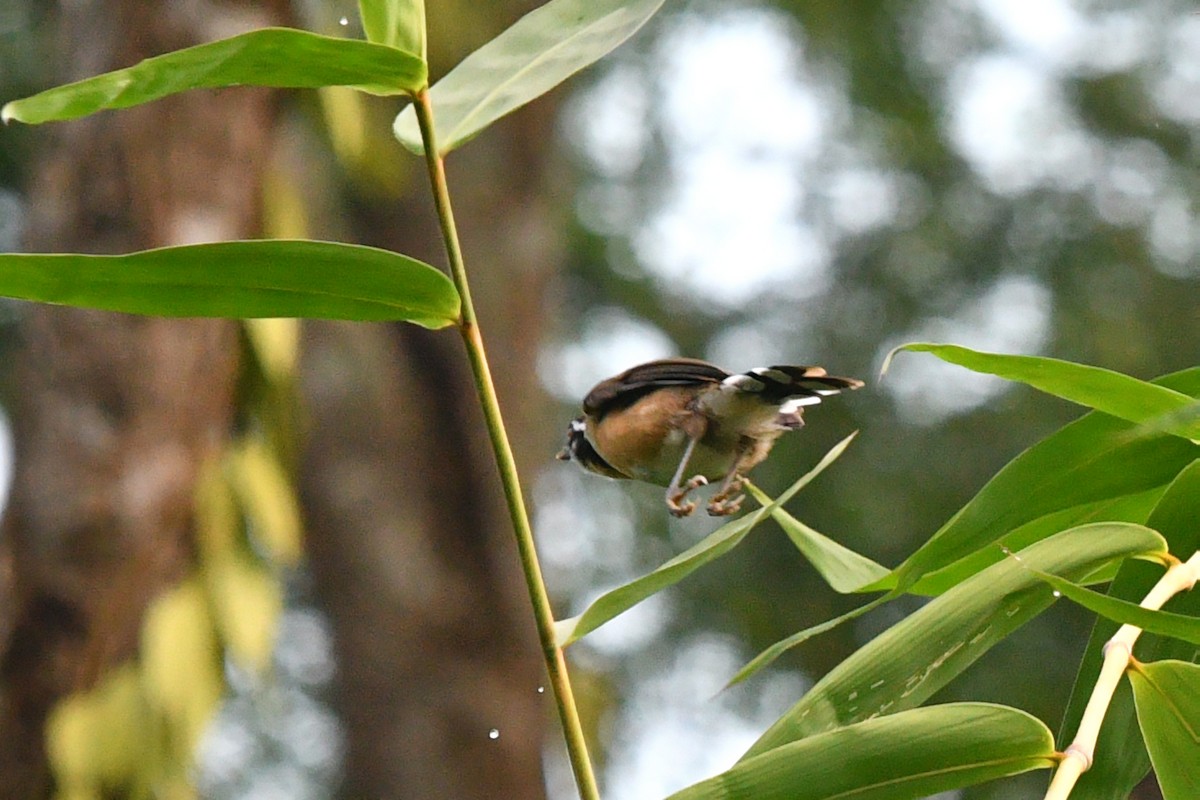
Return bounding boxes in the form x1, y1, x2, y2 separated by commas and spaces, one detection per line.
0, 2, 562, 798
0, 1, 281, 796
297, 34, 566, 799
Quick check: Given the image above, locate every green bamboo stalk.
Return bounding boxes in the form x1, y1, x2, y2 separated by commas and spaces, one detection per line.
411, 88, 601, 800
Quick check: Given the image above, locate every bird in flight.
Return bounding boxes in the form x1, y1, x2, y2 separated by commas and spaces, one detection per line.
558, 358, 862, 517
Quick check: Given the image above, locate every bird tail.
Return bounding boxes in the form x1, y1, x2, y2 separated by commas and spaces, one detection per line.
718, 366, 863, 429
722, 366, 863, 402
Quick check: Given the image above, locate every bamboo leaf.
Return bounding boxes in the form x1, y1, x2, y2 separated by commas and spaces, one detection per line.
1033, 571, 1200, 644
46, 665, 147, 790
908, 487, 1167, 597
1133, 400, 1200, 440
2, 28, 426, 125
205, 554, 283, 674
876, 367, 1200, 594
726, 595, 890, 688
359, 0, 426, 58
885, 344, 1200, 439
394, 0, 665, 155
555, 433, 856, 646
742, 523, 1166, 759
1129, 660, 1200, 800
0, 240, 460, 326
669, 703, 1055, 800
745, 483, 889, 594
227, 440, 304, 567
140, 579, 224, 755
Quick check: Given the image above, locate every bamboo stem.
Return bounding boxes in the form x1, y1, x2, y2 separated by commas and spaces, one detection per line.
1044, 550, 1200, 800
411, 89, 601, 800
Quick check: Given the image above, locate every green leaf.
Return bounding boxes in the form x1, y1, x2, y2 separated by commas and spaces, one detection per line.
0, 240, 460, 326
669, 703, 1055, 800
908, 488, 1167, 596
1058, 460, 1200, 800
359, 0, 426, 58
555, 433, 856, 647
1134, 400, 1200, 441
742, 523, 1166, 759
1129, 660, 1200, 800
394, 0, 666, 155
2, 28, 426, 125
726, 595, 891, 688
886, 344, 1200, 440
879, 368, 1200, 594
1034, 571, 1200, 644
745, 483, 890, 594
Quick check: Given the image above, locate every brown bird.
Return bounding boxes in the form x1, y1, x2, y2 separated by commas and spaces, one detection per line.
558, 358, 863, 517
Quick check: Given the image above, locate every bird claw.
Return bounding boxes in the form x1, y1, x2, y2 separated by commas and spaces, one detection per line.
667, 498, 695, 517
667, 475, 708, 517
706, 494, 744, 516
706, 475, 745, 516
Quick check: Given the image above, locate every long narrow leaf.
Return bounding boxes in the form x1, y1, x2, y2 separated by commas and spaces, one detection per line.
555, 433, 856, 646
2, 28, 426, 125
1129, 661, 1200, 800
745, 483, 890, 594
908, 488, 1167, 596
877, 367, 1200, 594
0, 241, 460, 326
1034, 571, 1200, 644
1133, 400, 1200, 440
726, 594, 891, 688
886, 344, 1200, 439
669, 703, 1055, 800
394, 0, 666, 155
742, 523, 1166, 758
359, 0, 425, 58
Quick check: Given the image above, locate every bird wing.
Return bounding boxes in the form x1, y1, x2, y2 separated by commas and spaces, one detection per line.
582, 358, 728, 417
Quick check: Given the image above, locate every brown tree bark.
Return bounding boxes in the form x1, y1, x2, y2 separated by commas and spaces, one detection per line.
300, 322, 550, 799
0, 1, 282, 796
0, 2, 563, 799
297, 22, 567, 798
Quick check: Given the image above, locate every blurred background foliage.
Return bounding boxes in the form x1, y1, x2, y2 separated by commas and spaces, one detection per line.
537, 1, 1197, 796
0, 0, 1197, 798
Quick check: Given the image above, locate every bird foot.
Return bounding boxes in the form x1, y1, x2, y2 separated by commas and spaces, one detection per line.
706, 494, 744, 516
706, 475, 746, 516
667, 475, 708, 517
